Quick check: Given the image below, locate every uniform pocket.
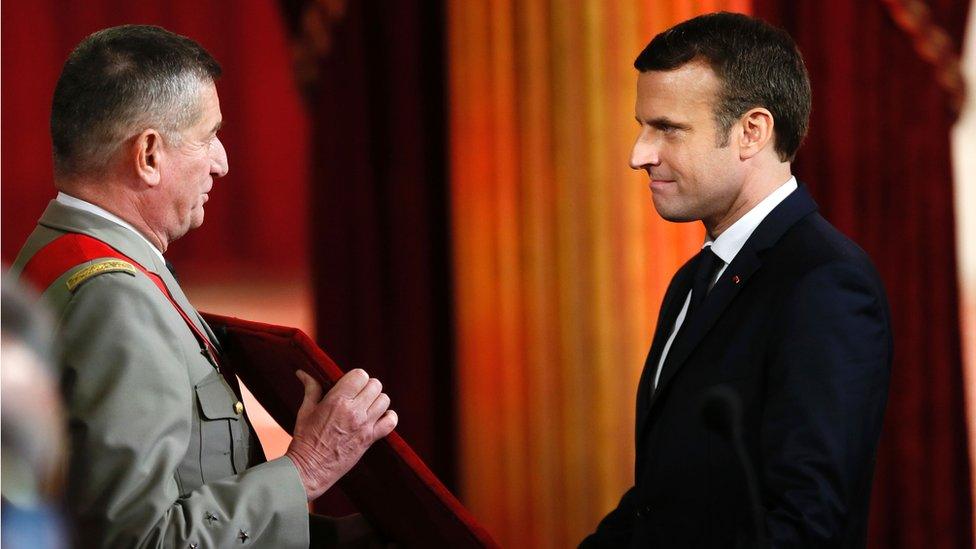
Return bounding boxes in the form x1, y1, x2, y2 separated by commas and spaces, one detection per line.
196, 372, 242, 421
195, 371, 242, 481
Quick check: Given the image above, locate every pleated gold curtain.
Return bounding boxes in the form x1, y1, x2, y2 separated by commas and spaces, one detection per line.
447, 1, 750, 546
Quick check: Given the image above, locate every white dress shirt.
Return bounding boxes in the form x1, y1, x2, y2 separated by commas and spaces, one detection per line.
652, 177, 798, 388
55, 192, 165, 262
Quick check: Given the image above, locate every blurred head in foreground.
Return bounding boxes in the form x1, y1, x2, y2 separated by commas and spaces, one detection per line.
1, 275, 67, 548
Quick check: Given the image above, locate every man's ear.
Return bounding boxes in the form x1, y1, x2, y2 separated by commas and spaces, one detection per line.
737, 108, 775, 160
133, 129, 163, 186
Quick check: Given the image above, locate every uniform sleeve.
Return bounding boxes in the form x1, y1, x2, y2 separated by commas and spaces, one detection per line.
761, 261, 891, 546
57, 272, 309, 549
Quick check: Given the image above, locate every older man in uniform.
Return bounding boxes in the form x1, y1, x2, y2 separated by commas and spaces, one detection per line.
11, 26, 397, 548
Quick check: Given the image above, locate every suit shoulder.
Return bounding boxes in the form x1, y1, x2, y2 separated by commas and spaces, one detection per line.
776, 213, 882, 281
769, 214, 891, 321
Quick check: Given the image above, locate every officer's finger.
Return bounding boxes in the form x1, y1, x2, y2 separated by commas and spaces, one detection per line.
366, 392, 390, 422
373, 410, 398, 440
295, 370, 323, 415
353, 378, 383, 408
330, 369, 370, 400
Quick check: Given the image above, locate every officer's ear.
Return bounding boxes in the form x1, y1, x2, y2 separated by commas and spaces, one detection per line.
737, 108, 775, 161
133, 129, 163, 186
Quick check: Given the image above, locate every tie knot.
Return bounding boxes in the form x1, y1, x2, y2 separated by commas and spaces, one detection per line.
694, 246, 722, 284
688, 246, 723, 315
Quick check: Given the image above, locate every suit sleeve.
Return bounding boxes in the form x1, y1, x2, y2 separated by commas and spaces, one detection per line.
580, 270, 693, 548
57, 272, 309, 549
578, 486, 638, 548
761, 261, 891, 546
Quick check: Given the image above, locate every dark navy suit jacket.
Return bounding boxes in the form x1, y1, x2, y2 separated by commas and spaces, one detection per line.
581, 185, 892, 548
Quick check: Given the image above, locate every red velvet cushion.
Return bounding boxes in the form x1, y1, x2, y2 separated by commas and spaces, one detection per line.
201, 313, 498, 548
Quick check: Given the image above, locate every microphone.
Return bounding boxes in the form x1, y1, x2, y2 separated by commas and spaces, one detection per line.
701, 386, 768, 548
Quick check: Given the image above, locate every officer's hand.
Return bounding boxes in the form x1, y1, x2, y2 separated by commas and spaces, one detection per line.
285, 369, 398, 501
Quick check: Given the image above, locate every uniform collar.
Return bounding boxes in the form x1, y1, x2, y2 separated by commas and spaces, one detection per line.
37, 199, 167, 274
55, 192, 165, 262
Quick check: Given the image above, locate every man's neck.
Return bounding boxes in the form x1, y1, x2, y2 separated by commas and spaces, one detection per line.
56, 179, 169, 253
704, 165, 793, 239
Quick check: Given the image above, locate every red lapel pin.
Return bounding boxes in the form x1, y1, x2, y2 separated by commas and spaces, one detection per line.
732, 275, 741, 284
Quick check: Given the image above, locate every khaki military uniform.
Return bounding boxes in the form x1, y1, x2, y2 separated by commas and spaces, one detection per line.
11, 200, 309, 548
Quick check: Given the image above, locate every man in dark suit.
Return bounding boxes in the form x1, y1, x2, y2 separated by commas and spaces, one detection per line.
581, 12, 892, 548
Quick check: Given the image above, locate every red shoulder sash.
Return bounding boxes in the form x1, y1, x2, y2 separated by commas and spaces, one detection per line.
21, 233, 222, 367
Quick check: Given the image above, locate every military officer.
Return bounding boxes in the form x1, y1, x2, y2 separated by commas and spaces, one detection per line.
10, 25, 398, 548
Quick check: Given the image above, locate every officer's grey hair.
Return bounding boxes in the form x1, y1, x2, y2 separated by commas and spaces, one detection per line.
50, 25, 222, 178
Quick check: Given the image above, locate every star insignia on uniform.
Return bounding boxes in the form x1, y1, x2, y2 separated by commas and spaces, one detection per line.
205, 511, 218, 525
238, 529, 250, 543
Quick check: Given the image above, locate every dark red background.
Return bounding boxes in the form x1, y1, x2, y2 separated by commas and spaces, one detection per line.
756, 1, 972, 545
3, 1, 971, 546
1, 0, 459, 494
1, 0, 310, 275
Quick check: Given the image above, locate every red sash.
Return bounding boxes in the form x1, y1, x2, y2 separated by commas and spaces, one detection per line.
20, 233, 222, 368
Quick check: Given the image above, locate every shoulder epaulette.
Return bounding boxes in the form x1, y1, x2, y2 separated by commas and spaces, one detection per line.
66, 259, 137, 292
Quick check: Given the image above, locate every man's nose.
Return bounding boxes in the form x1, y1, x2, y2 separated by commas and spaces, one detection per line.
629, 138, 659, 171
212, 137, 229, 178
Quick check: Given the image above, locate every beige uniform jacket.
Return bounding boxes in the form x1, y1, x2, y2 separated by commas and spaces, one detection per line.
11, 200, 309, 548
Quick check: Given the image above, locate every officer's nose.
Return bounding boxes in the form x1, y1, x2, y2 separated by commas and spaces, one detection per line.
212, 137, 229, 178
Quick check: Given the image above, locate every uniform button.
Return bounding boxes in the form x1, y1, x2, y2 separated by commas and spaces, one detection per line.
234, 401, 244, 415
189, 544, 199, 549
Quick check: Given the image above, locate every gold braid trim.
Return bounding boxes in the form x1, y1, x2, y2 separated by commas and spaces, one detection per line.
66, 260, 136, 292
880, 0, 967, 115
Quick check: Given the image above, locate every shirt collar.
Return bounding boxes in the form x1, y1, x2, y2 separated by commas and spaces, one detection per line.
704, 176, 798, 264
55, 192, 165, 261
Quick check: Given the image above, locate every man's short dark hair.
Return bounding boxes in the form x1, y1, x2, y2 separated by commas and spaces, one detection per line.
634, 12, 811, 162
51, 25, 221, 178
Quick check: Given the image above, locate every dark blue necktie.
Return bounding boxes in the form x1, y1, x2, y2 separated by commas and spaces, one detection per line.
687, 246, 723, 318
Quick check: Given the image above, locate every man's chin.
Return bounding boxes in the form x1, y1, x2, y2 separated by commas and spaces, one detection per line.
650, 198, 696, 224
176, 212, 205, 240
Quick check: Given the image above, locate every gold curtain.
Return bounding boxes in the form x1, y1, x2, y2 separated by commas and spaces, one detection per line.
447, 1, 750, 546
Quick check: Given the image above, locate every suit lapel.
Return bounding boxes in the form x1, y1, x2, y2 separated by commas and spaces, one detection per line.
647, 250, 761, 409
641, 185, 820, 416
635, 262, 695, 443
